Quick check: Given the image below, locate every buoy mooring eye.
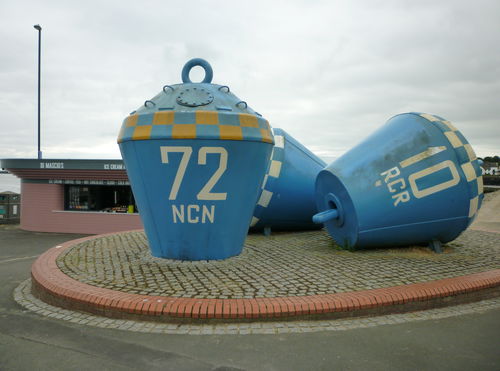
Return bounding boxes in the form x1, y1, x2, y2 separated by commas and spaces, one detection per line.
181, 58, 213, 84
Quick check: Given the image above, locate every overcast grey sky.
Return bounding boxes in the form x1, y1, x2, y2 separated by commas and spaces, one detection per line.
1, 0, 499, 192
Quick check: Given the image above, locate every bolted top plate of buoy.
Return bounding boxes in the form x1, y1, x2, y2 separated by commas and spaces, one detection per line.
128, 58, 261, 116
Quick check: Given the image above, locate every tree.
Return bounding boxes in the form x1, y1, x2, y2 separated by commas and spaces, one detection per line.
483, 156, 500, 163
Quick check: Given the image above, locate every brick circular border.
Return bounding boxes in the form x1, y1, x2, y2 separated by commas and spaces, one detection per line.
15, 280, 500, 335
31, 231, 500, 323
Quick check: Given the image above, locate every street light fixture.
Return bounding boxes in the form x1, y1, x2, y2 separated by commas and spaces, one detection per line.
34, 24, 42, 159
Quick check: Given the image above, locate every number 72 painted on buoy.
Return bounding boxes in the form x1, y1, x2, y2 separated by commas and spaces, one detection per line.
160, 146, 228, 201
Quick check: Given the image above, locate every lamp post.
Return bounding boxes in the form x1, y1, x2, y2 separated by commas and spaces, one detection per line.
34, 24, 42, 159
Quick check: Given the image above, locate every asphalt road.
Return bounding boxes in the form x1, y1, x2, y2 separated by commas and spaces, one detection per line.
0, 225, 499, 371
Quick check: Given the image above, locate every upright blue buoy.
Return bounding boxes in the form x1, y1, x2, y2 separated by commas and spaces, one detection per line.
250, 128, 326, 231
313, 113, 483, 250
118, 59, 274, 260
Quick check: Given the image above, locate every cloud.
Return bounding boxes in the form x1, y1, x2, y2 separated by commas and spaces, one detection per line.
0, 0, 499, 192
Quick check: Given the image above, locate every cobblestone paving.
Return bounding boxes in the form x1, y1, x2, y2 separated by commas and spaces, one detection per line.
55, 229, 500, 299
14, 279, 500, 335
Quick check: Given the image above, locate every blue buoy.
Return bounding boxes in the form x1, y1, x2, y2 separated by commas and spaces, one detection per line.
118, 59, 274, 260
313, 113, 484, 249
250, 128, 326, 231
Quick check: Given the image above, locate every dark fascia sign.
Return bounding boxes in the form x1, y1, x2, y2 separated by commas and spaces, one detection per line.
0, 159, 126, 171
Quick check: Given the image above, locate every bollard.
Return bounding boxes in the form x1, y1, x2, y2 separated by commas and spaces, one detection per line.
250, 128, 326, 231
313, 113, 484, 250
118, 58, 274, 260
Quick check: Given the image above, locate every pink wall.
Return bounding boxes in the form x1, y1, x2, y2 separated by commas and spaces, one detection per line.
21, 182, 143, 234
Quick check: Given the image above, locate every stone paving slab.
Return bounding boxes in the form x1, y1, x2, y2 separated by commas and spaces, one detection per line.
15, 279, 500, 335
29, 228, 500, 322
56, 229, 499, 298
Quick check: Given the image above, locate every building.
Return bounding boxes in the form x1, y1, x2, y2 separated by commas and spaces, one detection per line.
0, 191, 21, 224
0, 159, 142, 234
481, 162, 499, 176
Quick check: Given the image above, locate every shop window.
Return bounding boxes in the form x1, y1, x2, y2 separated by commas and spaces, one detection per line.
64, 185, 137, 213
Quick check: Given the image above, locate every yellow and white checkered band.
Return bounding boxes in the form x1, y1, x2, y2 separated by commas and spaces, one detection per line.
418, 113, 483, 221
250, 129, 285, 227
117, 110, 274, 145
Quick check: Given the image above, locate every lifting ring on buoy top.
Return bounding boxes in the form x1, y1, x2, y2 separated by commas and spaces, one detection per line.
181, 58, 213, 84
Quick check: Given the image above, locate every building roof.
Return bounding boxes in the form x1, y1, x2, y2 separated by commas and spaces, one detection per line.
0, 159, 129, 183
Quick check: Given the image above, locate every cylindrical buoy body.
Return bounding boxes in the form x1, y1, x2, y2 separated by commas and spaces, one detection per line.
118, 59, 274, 260
250, 128, 326, 230
314, 113, 483, 249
